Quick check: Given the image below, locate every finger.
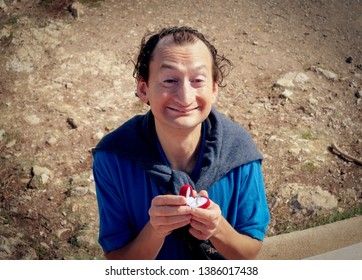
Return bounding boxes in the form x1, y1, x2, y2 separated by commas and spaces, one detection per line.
189, 226, 211, 241
149, 205, 191, 217
190, 206, 217, 220
189, 217, 216, 240
153, 214, 192, 226
191, 189, 197, 197
198, 190, 208, 198
152, 195, 187, 206
189, 218, 206, 231
152, 218, 191, 237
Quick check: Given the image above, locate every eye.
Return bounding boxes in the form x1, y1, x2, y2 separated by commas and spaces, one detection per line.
191, 77, 206, 87
164, 79, 177, 84
193, 78, 205, 83
162, 78, 178, 88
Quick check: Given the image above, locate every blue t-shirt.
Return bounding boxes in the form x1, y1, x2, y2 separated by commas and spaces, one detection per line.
93, 151, 270, 259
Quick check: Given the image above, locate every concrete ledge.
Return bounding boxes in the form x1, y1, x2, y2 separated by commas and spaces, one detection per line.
305, 242, 362, 260
257, 216, 362, 259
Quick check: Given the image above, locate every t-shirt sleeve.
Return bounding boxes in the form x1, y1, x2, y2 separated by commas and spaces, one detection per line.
92, 151, 134, 252
234, 160, 270, 240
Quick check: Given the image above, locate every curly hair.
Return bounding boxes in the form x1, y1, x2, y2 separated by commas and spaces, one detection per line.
133, 26, 232, 88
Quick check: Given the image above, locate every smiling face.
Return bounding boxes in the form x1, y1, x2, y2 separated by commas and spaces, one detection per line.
137, 36, 218, 134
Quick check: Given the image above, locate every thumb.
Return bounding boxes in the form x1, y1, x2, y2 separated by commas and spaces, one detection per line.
198, 190, 208, 198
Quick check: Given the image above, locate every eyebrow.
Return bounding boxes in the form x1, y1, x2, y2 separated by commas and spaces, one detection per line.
160, 63, 208, 72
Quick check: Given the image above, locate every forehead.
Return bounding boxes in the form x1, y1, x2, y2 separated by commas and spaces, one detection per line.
151, 35, 213, 68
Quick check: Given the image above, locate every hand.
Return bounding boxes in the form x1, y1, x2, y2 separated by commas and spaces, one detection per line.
188, 190, 222, 240
148, 195, 192, 238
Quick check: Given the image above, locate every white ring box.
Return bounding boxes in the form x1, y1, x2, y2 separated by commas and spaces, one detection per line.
179, 184, 210, 209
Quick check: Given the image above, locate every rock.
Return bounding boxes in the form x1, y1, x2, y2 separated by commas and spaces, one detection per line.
76, 230, 98, 247
294, 72, 310, 84
275, 77, 294, 88
71, 203, 80, 213
46, 136, 58, 146
70, 186, 88, 197
66, 117, 77, 129
355, 90, 361, 99
69, 2, 85, 19
279, 183, 338, 214
89, 183, 96, 196
274, 72, 310, 89
40, 173, 50, 184
24, 115, 41, 125
21, 247, 38, 260
310, 66, 338, 80
0, 0, 8, 13
280, 89, 294, 99
94, 131, 105, 140
39, 242, 50, 251
56, 228, 72, 240
288, 147, 301, 157
0, 25, 11, 40
0, 236, 12, 257
308, 97, 318, 105
64, 82, 73, 89
48, 103, 75, 115
5, 139, 16, 148
32, 165, 52, 177
31, 165, 53, 185
0, 129, 5, 141
113, 80, 122, 90
345, 56, 353, 64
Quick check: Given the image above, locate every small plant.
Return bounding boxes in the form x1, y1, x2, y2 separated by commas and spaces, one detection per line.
37, 245, 47, 259
301, 130, 313, 140
6, 16, 19, 25
308, 205, 362, 228
78, 0, 104, 4
301, 162, 317, 172
0, 209, 13, 226
69, 235, 80, 248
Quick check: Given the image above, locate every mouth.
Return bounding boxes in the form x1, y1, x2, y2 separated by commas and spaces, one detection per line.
167, 106, 198, 113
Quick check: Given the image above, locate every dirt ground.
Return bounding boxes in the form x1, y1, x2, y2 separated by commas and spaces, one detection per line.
0, 0, 361, 259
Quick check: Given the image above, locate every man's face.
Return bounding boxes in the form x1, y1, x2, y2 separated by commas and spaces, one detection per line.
137, 36, 218, 133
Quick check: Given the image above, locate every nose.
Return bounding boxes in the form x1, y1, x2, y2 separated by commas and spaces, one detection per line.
175, 80, 194, 106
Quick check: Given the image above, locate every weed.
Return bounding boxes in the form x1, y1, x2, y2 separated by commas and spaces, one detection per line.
301, 162, 317, 172
6, 16, 19, 25
78, 0, 104, 5
37, 245, 47, 259
38, 0, 55, 8
301, 130, 313, 140
335, 111, 343, 118
69, 235, 80, 248
308, 205, 362, 228
0, 209, 14, 226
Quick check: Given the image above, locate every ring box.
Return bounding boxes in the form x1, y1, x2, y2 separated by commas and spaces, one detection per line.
179, 184, 210, 209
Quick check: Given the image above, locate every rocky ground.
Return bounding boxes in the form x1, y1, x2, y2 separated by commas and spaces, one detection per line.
0, 0, 361, 259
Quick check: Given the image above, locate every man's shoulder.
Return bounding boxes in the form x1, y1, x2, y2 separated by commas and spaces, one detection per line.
93, 113, 146, 154
211, 108, 259, 151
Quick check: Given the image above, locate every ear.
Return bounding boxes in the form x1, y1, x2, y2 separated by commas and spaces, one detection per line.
137, 79, 149, 104
211, 82, 218, 103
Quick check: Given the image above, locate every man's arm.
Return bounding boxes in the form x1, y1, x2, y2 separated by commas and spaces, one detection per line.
189, 196, 262, 260
104, 221, 165, 260
209, 217, 262, 259
105, 195, 192, 260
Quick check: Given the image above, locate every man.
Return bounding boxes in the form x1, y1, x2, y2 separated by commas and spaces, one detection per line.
93, 26, 270, 259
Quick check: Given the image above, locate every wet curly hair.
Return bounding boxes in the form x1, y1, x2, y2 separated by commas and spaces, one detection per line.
133, 26, 232, 88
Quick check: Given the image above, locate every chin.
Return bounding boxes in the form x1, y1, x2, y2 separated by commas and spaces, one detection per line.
170, 116, 207, 130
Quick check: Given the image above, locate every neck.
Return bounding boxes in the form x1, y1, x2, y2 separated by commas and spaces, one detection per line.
156, 124, 202, 174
